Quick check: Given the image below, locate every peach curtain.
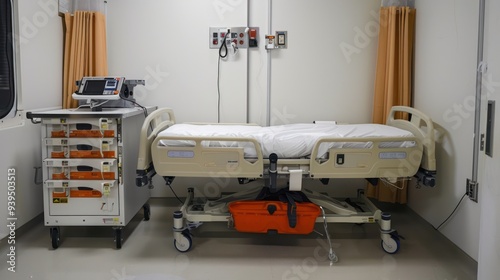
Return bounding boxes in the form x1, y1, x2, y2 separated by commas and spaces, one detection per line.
366, 6, 416, 203
62, 11, 108, 109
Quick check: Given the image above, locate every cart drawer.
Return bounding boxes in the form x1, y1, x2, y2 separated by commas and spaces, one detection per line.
45, 138, 118, 159
42, 118, 117, 138
45, 180, 119, 216
44, 158, 117, 180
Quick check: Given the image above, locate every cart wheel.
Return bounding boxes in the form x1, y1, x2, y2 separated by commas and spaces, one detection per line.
381, 236, 400, 254
143, 204, 151, 221
174, 232, 192, 253
50, 227, 60, 249
114, 228, 123, 249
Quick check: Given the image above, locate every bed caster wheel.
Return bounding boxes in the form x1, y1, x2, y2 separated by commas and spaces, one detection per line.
174, 232, 192, 253
50, 227, 60, 249
143, 204, 151, 221
114, 228, 123, 249
381, 236, 400, 254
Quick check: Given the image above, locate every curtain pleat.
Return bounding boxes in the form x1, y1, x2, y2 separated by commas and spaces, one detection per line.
62, 11, 108, 109
367, 6, 416, 204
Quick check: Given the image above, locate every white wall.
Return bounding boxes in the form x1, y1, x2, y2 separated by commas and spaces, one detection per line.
0, 0, 62, 239
477, 0, 500, 278
270, 0, 379, 125
107, 0, 381, 198
107, 0, 248, 124
412, 0, 480, 260
107, 0, 380, 125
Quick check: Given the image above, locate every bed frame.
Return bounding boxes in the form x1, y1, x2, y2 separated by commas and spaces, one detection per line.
137, 106, 435, 183
136, 106, 436, 258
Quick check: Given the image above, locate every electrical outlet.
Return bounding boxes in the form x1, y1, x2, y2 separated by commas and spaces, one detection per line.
275, 31, 287, 49
466, 179, 478, 202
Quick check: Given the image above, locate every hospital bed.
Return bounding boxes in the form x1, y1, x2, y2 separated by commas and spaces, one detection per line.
136, 106, 436, 258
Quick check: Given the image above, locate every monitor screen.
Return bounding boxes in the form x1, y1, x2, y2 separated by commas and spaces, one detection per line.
82, 80, 107, 95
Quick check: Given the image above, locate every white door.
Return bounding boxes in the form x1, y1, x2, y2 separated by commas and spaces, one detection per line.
477, 1, 500, 278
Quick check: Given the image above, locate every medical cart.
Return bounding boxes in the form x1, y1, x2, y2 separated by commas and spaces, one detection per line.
28, 107, 154, 249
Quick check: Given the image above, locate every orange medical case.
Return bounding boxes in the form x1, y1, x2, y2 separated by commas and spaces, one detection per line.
229, 201, 320, 235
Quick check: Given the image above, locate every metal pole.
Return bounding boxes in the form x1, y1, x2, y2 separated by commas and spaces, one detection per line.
246, 0, 250, 123
266, 0, 272, 126
468, 0, 486, 202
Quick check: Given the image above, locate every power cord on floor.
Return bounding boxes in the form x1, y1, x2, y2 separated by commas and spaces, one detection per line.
433, 192, 468, 231
319, 206, 338, 264
167, 181, 184, 204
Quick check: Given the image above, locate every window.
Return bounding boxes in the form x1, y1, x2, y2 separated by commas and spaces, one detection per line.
0, 0, 15, 120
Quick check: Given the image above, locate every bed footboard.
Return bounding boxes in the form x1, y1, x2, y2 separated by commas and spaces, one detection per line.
387, 106, 436, 172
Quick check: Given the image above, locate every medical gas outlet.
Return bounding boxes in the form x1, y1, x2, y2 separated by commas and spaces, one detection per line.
209, 27, 259, 49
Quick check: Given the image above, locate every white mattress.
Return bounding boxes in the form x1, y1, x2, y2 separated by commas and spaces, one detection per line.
158, 123, 416, 158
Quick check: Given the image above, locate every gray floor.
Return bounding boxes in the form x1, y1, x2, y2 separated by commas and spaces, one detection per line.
0, 198, 477, 280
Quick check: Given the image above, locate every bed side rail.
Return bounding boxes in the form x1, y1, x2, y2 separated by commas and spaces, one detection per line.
151, 135, 264, 178
387, 106, 436, 172
136, 108, 176, 186
309, 136, 423, 180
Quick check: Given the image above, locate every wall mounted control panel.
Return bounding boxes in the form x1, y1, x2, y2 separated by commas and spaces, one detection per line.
209, 27, 259, 49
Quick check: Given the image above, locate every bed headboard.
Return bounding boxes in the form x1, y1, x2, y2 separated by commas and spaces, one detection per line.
386, 106, 436, 172
137, 108, 176, 172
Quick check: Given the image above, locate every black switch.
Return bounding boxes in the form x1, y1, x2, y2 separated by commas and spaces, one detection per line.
336, 154, 345, 165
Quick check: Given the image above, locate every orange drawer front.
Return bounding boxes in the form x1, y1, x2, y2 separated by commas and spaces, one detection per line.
69, 130, 115, 138
51, 151, 116, 158
70, 189, 102, 198
229, 201, 320, 235
52, 191, 68, 198
52, 173, 69, 180
69, 151, 116, 158
69, 172, 115, 180
51, 151, 66, 158
51, 131, 67, 138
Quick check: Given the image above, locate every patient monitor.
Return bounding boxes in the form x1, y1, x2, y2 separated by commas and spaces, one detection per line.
73, 76, 145, 111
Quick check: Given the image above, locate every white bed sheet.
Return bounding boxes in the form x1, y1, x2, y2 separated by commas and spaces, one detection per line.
158, 123, 416, 159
